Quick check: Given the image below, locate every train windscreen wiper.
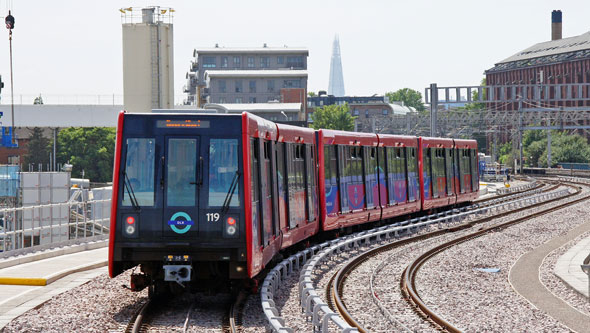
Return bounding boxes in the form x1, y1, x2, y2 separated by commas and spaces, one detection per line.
221, 171, 240, 214
123, 172, 141, 212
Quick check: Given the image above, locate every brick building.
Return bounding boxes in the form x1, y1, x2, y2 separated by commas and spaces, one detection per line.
485, 10, 590, 110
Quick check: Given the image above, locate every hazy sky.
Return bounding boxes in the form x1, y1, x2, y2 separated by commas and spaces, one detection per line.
0, 0, 589, 103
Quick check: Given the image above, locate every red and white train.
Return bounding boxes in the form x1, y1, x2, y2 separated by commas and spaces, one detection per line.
108, 111, 479, 291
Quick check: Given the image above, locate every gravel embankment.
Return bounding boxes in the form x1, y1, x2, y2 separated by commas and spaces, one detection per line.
3, 269, 147, 333
415, 186, 587, 332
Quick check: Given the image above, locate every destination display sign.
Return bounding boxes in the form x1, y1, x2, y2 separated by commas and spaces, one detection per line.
156, 119, 210, 128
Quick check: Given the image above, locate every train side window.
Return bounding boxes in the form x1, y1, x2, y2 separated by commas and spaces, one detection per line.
261, 139, 274, 243
122, 138, 155, 207
339, 145, 351, 212
276, 142, 288, 230
407, 147, 419, 202
250, 138, 261, 246
364, 146, 377, 209
423, 148, 432, 199
470, 149, 478, 191
445, 148, 454, 195
386, 147, 395, 205
377, 147, 387, 205
305, 144, 316, 221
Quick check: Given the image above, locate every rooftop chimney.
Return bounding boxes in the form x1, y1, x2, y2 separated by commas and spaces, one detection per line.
552, 10, 562, 41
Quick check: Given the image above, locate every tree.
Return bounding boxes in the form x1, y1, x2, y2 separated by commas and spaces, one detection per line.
24, 127, 50, 168
310, 104, 356, 131
307, 91, 317, 97
385, 88, 425, 112
56, 127, 116, 182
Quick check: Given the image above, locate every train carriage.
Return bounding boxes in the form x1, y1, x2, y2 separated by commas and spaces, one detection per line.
273, 122, 319, 249
453, 139, 479, 203
376, 134, 422, 219
419, 137, 457, 211
317, 129, 379, 231
109, 111, 251, 290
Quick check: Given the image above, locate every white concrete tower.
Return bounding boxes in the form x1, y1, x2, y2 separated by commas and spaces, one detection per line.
121, 7, 175, 113
328, 35, 345, 97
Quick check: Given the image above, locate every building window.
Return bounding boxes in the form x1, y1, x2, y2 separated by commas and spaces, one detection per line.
365, 110, 369, 118
267, 80, 274, 92
221, 57, 228, 68
353, 109, 359, 116
249, 80, 256, 93
219, 80, 226, 93
236, 97, 243, 103
233, 56, 241, 68
249, 97, 257, 103
277, 56, 284, 65
219, 97, 226, 103
283, 79, 301, 88
203, 56, 216, 68
235, 80, 242, 93
247, 57, 255, 68
260, 57, 270, 68
286, 56, 303, 68
382, 109, 388, 115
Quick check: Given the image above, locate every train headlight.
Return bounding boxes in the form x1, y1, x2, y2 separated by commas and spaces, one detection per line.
224, 217, 238, 238
123, 215, 138, 238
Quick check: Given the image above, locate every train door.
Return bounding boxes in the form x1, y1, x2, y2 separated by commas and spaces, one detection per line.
163, 136, 200, 238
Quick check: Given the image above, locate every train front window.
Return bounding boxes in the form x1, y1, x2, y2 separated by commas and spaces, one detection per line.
167, 139, 198, 206
122, 138, 155, 207
209, 139, 240, 207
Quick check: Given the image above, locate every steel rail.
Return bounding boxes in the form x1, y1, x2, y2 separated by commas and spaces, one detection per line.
401, 180, 584, 332
328, 179, 572, 332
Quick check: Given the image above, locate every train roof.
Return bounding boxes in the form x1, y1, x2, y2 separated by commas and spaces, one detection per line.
318, 129, 378, 146
453, 139, 478, 149
419, 137, 454, 148
376, 134, 418, 147
275, 122, 315, 144
243, 112, 278, 140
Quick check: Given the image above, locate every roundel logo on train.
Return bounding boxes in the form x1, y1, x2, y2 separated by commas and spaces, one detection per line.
167, 212, 195, 234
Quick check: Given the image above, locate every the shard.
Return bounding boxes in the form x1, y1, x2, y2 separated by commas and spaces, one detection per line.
328, 35, 345, 97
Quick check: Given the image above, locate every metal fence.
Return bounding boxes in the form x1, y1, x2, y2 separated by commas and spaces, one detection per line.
0, 199, 111, 258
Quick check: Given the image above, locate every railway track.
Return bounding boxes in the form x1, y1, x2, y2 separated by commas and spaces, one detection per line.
400, 179, 586, 332
324, 179, 580, 332
124, 291, 245, 333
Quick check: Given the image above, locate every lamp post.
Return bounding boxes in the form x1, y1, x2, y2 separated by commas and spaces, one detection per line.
5, 11, 15, 145
281, 111, 288, 121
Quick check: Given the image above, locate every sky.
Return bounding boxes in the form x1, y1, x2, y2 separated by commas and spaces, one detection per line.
0, 0, 590, 104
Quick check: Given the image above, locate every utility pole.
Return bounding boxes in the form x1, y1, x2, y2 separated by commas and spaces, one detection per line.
430, 83, 438, 137
518, 98, 523, 174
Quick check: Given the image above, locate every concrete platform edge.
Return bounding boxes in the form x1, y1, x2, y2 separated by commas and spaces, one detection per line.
0, 240, 108, 270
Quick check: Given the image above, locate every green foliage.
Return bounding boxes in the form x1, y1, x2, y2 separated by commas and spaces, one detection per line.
24, 127, 50, 167
499, 130, 590, 168
307, 91, 317, 97
385, 88, 425, 112
57, 127, 116, 182
497, 142, 514, 165
310, 104, 356, 131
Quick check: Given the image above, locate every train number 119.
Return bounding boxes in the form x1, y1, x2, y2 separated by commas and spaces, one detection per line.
206, 213, 220, 222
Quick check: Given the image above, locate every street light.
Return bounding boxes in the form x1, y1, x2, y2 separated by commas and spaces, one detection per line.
281, 111, 288, 120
